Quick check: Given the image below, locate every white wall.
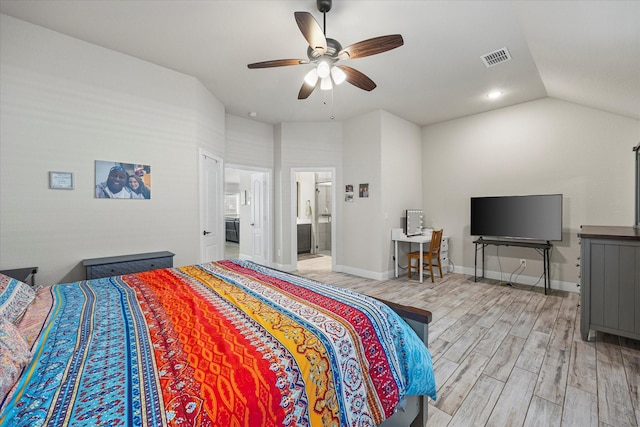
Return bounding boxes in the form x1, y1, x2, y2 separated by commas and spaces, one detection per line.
341, 111, 383, 276
225, 114, 275, 261
0, 15, 225, 284
340, 110, 422, 279
422, 97, 640, 291
380, 111, 423, 273
225, 114, 274, 169
274, 121, 342, 268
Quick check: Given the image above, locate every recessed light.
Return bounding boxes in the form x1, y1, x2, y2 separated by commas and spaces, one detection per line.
248, 111, 257, 118
487, 91, 502, 99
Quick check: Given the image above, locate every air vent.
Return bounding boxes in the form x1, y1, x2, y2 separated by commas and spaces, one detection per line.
481, 47, 512, 68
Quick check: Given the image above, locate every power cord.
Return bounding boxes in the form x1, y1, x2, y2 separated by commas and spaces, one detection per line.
508, 262, 526, 284
481, 244, 540, 291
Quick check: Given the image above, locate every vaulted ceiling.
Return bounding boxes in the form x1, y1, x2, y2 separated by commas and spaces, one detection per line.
1, 1, 638, 126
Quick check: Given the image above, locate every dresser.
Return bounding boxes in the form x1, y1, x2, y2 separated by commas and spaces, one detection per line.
578, 226, 640, 341
83, 251, 175, 280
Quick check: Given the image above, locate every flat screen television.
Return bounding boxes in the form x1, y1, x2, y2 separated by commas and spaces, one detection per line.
470, 194, 563, 241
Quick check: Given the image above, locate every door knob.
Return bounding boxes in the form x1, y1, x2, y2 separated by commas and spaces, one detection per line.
203, 230, 212, 235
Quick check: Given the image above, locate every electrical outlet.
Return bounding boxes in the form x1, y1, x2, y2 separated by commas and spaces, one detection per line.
519, 259, 526, 267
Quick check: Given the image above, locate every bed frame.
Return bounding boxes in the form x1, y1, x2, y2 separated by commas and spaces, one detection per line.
5, 269, 433, 427
376, 298, 432, 427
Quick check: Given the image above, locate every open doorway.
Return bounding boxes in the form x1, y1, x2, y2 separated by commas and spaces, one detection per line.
294, 170, 333, 272
224, 166, 270, 265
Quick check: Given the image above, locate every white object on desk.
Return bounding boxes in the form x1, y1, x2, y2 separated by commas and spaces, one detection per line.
391, 228, 449, 283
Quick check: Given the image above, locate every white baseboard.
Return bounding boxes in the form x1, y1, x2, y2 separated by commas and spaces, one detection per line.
277, 261, 578, 294
453, 265, 579, 294
270, 262, 294, 272
334, 264, 388, 281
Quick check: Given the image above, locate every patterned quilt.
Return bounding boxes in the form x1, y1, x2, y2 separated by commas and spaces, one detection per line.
1, 260, 435, 426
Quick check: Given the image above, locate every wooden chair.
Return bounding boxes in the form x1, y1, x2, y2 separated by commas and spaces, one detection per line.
408, 229, 443, 282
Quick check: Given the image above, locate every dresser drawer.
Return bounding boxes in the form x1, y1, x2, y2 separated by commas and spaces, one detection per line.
83, 251, 174, 280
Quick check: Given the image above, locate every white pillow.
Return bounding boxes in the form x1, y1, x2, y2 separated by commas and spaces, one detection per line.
0, 273, 36, 323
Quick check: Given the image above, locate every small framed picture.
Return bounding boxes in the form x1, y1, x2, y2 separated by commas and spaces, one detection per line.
359, 183, 369, 198
49, 171, 74, 190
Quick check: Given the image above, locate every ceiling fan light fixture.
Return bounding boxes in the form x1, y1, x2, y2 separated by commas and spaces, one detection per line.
330, 66, 346, 85
304, 68, 319, 86
317, 60, 331, 79
320, 76, 333, 91
248, 4, 404, 100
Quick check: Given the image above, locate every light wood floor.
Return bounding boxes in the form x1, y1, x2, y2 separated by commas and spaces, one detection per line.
295, 257, 640, 427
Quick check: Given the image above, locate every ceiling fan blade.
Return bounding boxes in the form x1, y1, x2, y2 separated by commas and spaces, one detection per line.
337, 65, 377, 91
298, 81, 318, 99
248, 59, 309, 69
338, 34, 404, 60
294, 11, 327, 54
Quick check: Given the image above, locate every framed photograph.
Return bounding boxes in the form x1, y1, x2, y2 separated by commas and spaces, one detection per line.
359, 183, 369, 198
49, 171, 74, 190
95, 160, 151, 199
345, 184, 354, 202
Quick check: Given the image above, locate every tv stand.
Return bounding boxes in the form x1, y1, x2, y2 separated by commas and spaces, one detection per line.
473, 238, 552, 294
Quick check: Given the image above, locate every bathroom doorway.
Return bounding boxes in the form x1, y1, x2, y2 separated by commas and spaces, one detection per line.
294, 169, 334, 272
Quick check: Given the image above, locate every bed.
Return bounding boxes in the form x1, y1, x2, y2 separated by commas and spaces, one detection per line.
1, 259, 435, 426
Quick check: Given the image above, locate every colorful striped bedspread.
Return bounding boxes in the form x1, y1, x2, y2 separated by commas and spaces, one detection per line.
1, 260, 435, 426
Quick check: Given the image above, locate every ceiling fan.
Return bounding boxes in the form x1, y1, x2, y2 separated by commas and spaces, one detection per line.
247, 0, 404, 100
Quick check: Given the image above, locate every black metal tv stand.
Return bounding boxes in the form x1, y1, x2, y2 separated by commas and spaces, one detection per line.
473, 237, 553, 295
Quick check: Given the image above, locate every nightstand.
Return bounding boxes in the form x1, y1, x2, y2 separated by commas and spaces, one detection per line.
0, 267, 38, 287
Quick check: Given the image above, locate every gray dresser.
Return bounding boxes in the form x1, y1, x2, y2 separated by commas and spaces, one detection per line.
83, 251, 175, 280
578, 226, 640, 341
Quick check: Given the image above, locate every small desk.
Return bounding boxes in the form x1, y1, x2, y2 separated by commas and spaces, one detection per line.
392, 229, 432, 283
0, 267, 38, 287
473, 238, 552, 294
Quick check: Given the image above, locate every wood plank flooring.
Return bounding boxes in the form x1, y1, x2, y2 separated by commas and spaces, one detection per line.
295, 256, 640, 427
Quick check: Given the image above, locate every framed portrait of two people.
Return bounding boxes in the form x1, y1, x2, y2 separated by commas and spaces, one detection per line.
95, 160, 151, 199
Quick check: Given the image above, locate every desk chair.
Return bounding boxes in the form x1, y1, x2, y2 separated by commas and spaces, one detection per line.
408, 229, 443, 282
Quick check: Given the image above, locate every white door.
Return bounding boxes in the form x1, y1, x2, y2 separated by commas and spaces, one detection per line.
250, 173, 267, 265
200, 150, 223, 262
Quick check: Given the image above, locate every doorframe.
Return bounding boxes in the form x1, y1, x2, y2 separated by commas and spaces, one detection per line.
199, 148, 224, 263
290, 167, 336, 271
225, 163, 272, 266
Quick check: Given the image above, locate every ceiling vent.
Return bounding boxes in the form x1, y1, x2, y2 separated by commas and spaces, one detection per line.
481, 47, 512, 68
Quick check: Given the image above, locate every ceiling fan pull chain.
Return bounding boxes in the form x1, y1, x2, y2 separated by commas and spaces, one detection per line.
323, 12, 326, 35
330, 89, 335, 120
